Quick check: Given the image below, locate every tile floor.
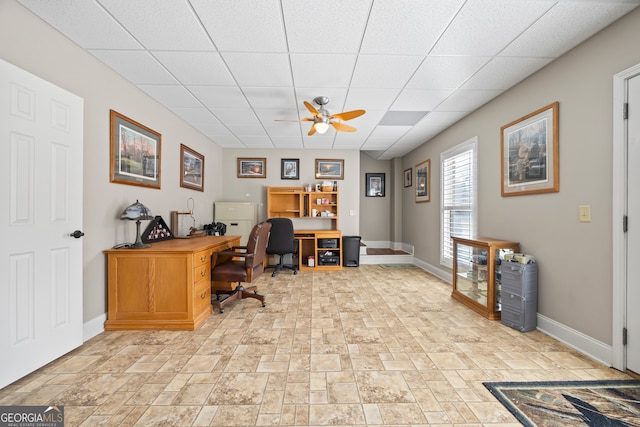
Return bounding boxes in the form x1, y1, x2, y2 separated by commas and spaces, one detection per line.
0, 265, 631, 426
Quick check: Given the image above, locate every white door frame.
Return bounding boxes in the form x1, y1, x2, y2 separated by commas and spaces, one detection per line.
612, 62, 640, 371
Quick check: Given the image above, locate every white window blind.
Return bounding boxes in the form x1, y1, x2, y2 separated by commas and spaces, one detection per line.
441, 137, 477, 267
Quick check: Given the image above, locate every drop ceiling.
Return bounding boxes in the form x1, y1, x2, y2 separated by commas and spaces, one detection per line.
18, 0, 639, 160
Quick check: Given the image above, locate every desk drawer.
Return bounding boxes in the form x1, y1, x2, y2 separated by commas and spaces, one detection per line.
194, 249, 210, 268
194, 264, 209, 282
194, 278, 211, 316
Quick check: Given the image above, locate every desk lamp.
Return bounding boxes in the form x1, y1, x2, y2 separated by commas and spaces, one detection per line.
121, 200, 154, 248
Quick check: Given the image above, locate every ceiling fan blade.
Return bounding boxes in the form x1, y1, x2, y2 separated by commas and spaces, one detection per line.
304, 101, 319, 116
331, 122, 357, 132
330, 109, 366, 121
274, 117, 314, 122
308, 125, 317, 136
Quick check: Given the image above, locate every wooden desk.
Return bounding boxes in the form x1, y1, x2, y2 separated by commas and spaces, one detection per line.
294, 229, 342, 271
104, 235, 240, 330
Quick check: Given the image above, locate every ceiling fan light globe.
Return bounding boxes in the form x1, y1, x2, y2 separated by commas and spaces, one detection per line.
314, 122, 330, 134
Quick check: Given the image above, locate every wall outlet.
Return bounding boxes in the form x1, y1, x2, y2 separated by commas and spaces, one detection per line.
349, 210, 356, 216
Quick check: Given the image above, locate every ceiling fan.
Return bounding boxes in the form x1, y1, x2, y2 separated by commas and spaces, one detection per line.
277, 96, 366, 136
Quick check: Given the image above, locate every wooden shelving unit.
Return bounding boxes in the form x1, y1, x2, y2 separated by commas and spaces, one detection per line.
267, 186, 338, 229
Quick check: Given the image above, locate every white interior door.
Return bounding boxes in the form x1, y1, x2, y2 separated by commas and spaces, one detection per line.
627, 73, 640, 374
0, 59, 84, 388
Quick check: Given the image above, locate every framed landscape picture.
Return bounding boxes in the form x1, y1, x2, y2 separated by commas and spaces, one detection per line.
237, 157, 267, 178
281, 158, 299, 180
180, 144, 204, 191
315, 159, 344, 179
366, 173, 385, 197
415, 159, 430, 202
110, 110, 161, 189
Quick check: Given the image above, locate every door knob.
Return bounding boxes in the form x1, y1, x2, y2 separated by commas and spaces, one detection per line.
70, 230, 85, 239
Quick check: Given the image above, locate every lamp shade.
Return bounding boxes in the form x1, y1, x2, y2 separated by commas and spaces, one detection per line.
121, 200, 154, 221
120, 200, 153, 249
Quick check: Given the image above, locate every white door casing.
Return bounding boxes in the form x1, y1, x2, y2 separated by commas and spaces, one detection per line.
0, 59, 84, 388
625, 73, 640, 374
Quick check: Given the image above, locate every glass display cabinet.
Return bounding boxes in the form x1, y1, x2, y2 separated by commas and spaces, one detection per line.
451, 236, 519, 320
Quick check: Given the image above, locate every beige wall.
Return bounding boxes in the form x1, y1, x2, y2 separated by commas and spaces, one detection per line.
401, 7, 640, 346
359, 152, 392, 242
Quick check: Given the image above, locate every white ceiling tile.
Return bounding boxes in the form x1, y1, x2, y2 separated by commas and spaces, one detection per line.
17, 0, 142, 49
344, 88, 401, 111
282, 0, 372, 53
152, 52, 235, 86
238, 136, 275, 147
99, 0, 214, 50
361, 137, 399, 150
407, 56, 491, 90
211, 109, 260, 125
170, 108, 220, 125
461, 57, 554, 91
137, 85, 202, 108
88, 50, 178, 85
501, 2, 639, 58
210, 135, 244, 147
188, 86, 249, 109
294, 89, 349, 112
243, 88, 297, 110
222, 53, 292, 87
271, 137, 305, 148
265, 123, 304, 138
291, 54, 357, 88
361, 0, 464, 55
369, 126, 412, 138
351, 55, 424, 88
391, 89, 453, 111
193, 123, 233, 137
254, 108, 301, 124
435, 90, 503, 113
227, 124, 267, 136
191, 0, 287, 52
431, 0, 555, 56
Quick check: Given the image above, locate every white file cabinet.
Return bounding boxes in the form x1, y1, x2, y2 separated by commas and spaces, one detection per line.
214, 202, 257, 246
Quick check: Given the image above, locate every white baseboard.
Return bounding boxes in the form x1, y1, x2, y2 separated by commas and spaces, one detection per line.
536, 314, 613, 367
83, 313, 106, 342
413, 257, 452, 284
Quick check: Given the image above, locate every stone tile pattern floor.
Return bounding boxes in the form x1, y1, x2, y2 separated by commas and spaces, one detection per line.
0, 265, 631, 426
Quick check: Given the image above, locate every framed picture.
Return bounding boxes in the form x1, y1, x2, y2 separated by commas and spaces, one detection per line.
501, 102, 559, 196
281, 158, 299, 180
315, 159, 344, 179
366, 173, 385, 197
237, 157, 266, 178
404, 168, 412, 187
180, 144, 204, 191
415, 159, 430, 202
110, 110, 161, 189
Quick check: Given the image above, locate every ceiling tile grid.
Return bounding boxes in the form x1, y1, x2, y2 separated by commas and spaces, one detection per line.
17, 0, 640, 159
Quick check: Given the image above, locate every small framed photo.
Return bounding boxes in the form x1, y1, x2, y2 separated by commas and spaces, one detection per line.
501, 102, 559, 196
315, 159, 344, 179
110, 110, 161, 189
281, 158, 299, 180
180, 144, 204, 191
366, 173, 385, 197
404, 168, 412, 187
237, 157, 266, 178
415, 159, 430, 202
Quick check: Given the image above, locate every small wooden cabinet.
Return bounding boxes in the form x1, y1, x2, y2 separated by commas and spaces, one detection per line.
295, 229, 342, 271
267, 186, 338, 228
104, 235, 240, 330
451, 236, 519, 320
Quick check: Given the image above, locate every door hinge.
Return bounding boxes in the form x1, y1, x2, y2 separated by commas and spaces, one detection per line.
624, 103, 629, 120
623, 327, 628, 345
623, 215, 628, 232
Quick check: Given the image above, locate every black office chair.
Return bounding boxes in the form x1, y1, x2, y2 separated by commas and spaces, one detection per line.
266, 218, 298, 277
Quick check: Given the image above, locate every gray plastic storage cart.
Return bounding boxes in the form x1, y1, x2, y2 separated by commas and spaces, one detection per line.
501, 261, 538, 332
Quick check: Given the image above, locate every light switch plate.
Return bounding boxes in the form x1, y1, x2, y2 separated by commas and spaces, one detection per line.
579, 205, 591, 222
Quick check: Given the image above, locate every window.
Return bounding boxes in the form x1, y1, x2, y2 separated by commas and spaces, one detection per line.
441, 137, 477, 267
